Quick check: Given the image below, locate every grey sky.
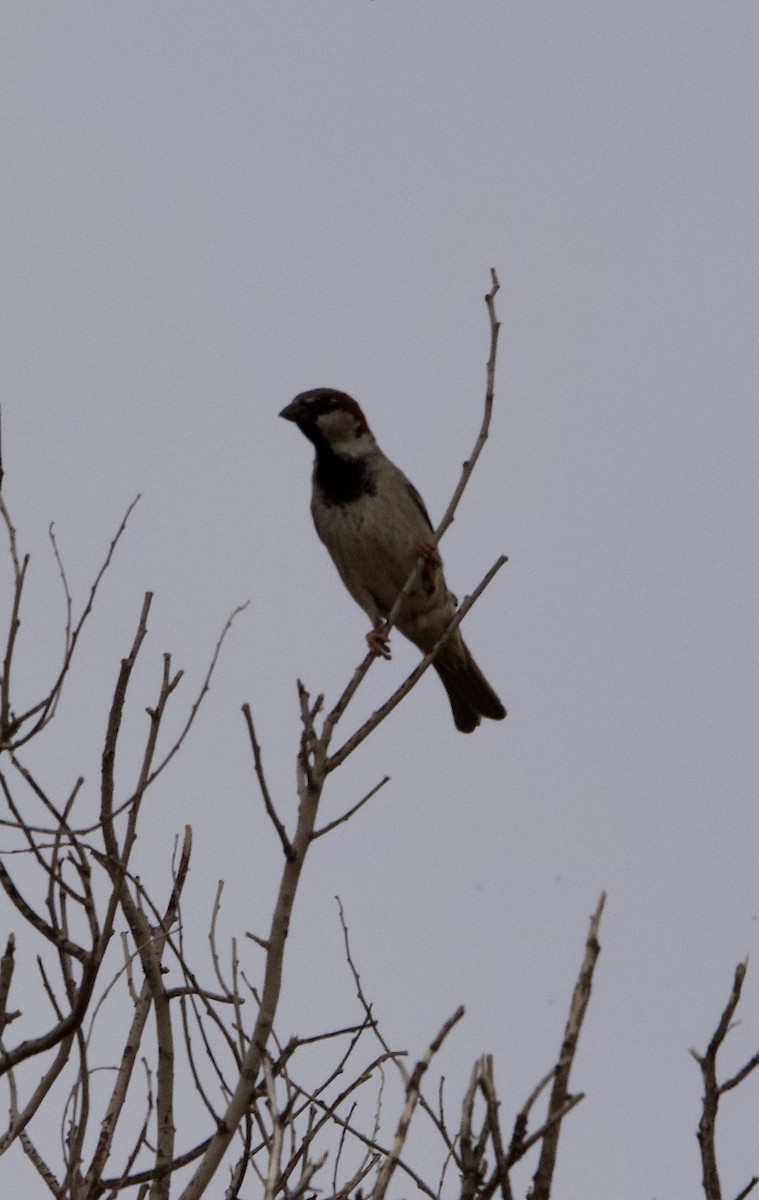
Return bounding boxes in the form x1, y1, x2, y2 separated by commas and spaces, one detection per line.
2, 3, 759, 1196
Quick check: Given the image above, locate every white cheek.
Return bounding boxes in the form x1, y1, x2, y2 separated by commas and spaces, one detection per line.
317, 410, 354, 442
316, 414, 375, 458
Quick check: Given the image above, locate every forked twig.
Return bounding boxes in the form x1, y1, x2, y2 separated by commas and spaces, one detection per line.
691, 959, 759, 1200
326, 555, 507, 772
2, 494, 141, 752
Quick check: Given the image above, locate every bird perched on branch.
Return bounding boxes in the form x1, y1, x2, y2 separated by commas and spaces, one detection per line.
280, 389, 506, 732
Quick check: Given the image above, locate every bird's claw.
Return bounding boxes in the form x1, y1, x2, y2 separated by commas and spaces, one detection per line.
366, 627, 392, 659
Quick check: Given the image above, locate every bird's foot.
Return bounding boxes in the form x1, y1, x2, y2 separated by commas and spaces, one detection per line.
366, 626, 392, 659
417, 541, 441, 590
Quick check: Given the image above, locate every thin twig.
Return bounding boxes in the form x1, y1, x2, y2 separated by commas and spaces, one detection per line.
140, 601, 249, 791
313, 776, 390, 838
435, 268, 502, 544
242, 704, 293, 858
286, 1069, 435, 1200
326, 556, 507, 772
3, 495, 141, 752
735, 1179, 759, 1200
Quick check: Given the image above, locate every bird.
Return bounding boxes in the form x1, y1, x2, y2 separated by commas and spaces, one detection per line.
280, 388, 506, 733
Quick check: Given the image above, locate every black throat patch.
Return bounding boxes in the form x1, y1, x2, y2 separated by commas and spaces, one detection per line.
314, 445, 376, 506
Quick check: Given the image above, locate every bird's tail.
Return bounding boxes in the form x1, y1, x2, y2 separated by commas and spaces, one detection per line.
433, 642, 507, 733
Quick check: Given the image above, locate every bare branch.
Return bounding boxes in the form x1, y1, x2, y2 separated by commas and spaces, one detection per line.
82, 828, 192, 1193
242, 704, 293, 859
506, 1065, 554, 1164
6, 1067, 64, 1198
435, 268, 501, 544
459, 1060, 488, 1200
735, 1179, 759, 1200
19, 1127, 64, 1198
692, 959, 759, 1200
0, 856, 86, 962
0, 1033, 78, 1148
372, 1006, 465, 1200
313, 776, 390, 838
287, 1069, 436, 1200
0, 935, 15, 1040
1, 494, 141, 752
477, 1058, 512, 1200
319, 269, 505, 748
263, 1056, 285, 1200
530, 891, 606, 1200
99, 1136, 213, 1192
336, 896, 398, 1067
509, 1091, 583, 1166
0, 276, 523, 1200
143, 602, 249, 788
178, 769, 326, 1197
326, 555, 507, 772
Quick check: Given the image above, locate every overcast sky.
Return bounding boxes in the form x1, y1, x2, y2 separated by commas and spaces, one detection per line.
2, 4, 759, 1197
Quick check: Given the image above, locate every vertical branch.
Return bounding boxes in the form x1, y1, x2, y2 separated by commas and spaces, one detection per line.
691, 960, 759, 1200
101, 638, 188, 1200
179, 740, 327, 1200
262, 1056, 285, 1200
0, 935, 16, 1040
458, 1061, 487, 1200
434, 267, 501, 545
478, 1058, 513, 1200
100, 592, 153, 858
0, 486, 29, 745
82, 829, 192, 1195
530, 892, 606, 1200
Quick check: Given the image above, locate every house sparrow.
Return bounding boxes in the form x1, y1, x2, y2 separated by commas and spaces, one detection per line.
280, 389, 506, 733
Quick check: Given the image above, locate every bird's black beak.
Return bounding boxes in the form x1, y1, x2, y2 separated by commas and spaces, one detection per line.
279, 397, 308, 424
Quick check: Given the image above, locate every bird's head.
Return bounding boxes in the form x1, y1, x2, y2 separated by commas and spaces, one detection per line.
280, 389, 375, 457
